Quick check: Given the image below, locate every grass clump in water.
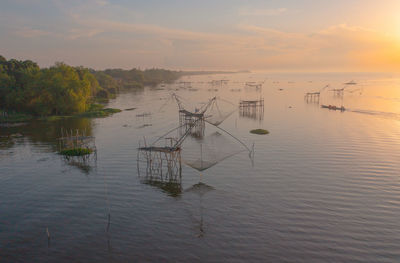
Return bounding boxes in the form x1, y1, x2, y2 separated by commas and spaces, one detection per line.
77, 108, 121, 118
76, 104, 121, 118
60, 148, 93, 156
0, 111, 33, 123
250, 129, 269, 135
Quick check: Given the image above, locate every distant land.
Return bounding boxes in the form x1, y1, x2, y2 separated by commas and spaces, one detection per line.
181, 70, 251, 76
0, 55, 250, 123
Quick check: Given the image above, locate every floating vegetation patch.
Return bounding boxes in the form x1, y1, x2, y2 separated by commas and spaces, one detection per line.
125, 107, 136, 111
250, 129, 269, 135
60, 148, 93, 156
77, 108, 121, 118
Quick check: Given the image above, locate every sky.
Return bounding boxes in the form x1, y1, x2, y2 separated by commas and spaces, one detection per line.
1, 0, 400, 72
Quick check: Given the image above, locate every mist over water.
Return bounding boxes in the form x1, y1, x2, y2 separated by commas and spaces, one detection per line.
1, 72, 400, 262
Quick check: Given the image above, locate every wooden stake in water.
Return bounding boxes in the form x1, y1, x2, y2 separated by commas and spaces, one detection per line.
46, 227, 50, 247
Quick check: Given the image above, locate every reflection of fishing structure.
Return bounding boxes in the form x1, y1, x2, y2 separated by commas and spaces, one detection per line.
239, 106, 264, 121
185, 182, 214, 238
239, 97, 264, 121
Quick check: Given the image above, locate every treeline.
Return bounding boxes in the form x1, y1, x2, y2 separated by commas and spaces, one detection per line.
0, 55, 180, 116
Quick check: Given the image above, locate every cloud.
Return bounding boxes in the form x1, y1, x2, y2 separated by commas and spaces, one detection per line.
62, 16, 400, 70
8, 8, 400, 71
14, 27, 51, 38
93, 0, 108, 6
239, 8, 287, 16
67, 28, 104, 39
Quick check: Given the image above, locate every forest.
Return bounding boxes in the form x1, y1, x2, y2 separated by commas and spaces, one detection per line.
0, 55, 180, 116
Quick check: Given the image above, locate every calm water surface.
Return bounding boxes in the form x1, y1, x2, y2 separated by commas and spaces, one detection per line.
1, 73, 400, 262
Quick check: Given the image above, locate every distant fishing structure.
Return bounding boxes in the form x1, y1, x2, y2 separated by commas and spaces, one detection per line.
239, 97, 264, 121
304, 85, 330, 103
178, 81, 192, 89
330, 81, 361, 97
244, 81, 263, 91
210, 79, 229, 86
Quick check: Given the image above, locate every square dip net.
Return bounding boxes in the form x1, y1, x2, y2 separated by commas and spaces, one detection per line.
181, 129, 246, 171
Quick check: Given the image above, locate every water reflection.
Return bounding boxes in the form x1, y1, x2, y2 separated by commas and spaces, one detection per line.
142, 179, 182, 197
0, 118, 93, 150
0, 117, 96, 173
185, 181, 215, 238
62, 155, 97, 175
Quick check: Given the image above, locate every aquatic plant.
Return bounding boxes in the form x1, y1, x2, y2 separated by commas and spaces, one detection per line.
250, 129, 269, 135
60, 148, 93, 156
76, 108, 121, 118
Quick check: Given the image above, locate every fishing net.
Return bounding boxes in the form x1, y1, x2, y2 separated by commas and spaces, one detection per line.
181, 130, 245, 171
204, 97, 237, 126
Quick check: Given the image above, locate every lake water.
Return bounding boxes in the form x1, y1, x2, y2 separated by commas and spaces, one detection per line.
1, 72, 400, 262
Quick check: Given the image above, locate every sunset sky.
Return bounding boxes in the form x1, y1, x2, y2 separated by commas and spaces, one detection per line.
1, 0, 400, 71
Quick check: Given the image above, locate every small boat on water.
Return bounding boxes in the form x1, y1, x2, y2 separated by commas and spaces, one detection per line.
321, 105, 345, 111
344, 80, 357, 85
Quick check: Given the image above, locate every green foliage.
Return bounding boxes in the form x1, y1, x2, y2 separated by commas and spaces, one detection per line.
60, 148, 93, 156
143, 68, 179, 85
250, 129, 270, 135
0, 55, 179, 118
0, 58, 99, 116
94, 71, 119, 95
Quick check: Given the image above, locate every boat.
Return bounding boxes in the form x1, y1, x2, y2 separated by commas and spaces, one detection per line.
321, 105, 345, 111
344, 80, 357, 85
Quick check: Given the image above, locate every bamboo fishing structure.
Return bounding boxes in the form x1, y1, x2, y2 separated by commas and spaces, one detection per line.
304, 92, 320, 103
244, 82, 263, 91
58, 128, 97, 162
138, 95, 255, 183
239, 97, 264, 121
